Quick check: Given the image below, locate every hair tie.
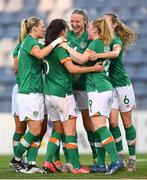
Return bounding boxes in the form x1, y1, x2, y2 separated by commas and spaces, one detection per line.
25, 19, 27, 24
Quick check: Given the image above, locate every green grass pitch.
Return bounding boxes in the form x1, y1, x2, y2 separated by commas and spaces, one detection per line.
0, 154, 147, 179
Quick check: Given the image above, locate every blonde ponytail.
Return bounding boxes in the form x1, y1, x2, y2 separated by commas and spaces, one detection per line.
93, 18, 114, 46
19, 19, 28, 43
18, 16, 41, 43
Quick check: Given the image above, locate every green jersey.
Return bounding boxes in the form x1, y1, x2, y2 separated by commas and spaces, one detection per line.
67, 30, 91, 90
109, 35, 131, 88
13, 43, 21, 84
13, 43, 20, 57
43, 47, 73, 97
86, 39, 113, 93
18, 35, 44, 94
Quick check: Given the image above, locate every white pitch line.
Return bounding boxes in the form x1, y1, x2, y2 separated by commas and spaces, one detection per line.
137, 158, 147, 162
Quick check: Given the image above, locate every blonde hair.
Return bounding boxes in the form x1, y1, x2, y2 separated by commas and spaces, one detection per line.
19, 16, 41, 43
93, 18, 114, 46
106, 13, 137, 49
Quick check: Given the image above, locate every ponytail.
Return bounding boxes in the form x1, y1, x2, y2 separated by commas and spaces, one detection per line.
115, 20, 137, 49
19, 19, 28, 43
93, 18, 114, 46
18, 16, 41, 43
106, 13, 137, 49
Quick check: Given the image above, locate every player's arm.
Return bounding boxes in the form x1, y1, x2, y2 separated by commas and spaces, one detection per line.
13, 57, 18, 73
90, 44, 121, 61
61, 58, 104, 74
61, 42, 89, 65
31, 37, 64, 59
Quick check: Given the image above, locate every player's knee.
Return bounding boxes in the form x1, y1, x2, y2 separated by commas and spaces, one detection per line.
109, 120, 118, 128
30, 127, 41, 136
123, 122, 132, 128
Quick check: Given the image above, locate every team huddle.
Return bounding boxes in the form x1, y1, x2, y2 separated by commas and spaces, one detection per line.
9, 9, 137, 175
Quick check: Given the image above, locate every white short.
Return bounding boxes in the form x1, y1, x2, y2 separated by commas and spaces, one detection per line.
11, 84, 19, 116
44, 95, 48, 115
17, 93, 44, 121
88, 90, 114, 118
74, 90, 88, 111
45, 95, 77, 122
111, 84, 136, 112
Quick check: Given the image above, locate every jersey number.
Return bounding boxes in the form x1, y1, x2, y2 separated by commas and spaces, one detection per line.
103, 60, 110, 77
124, 95, 129, 104
43, 59, 50, 75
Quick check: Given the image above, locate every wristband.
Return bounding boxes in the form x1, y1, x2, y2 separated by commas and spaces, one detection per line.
50, 37, 63, 48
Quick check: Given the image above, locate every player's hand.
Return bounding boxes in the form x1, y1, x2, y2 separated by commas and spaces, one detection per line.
60, 42, 69, 50
89, 51, 98, 61
93, 62, 104, 72
60, 36, 67, 42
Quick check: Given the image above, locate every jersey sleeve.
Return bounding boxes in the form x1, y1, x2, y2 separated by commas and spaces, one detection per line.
13, 43, 21, 58
85, 40, 104, 53
56, 47, 72, 64
111, 36, 122, 49
84, 41, 95, 54
23, 36, 40, 54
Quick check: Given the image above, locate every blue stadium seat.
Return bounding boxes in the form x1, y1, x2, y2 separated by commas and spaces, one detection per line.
125, 66, 137, 80
0, 101, 11, 112
0, 69, 15, 84
135, 67, 147, 80
0, 27, 4, 38
125, 45, 145, 65
133, 82, 147, 96
0, 13, 13, 25
5, 26, 19, 39
24, 0, 38, 12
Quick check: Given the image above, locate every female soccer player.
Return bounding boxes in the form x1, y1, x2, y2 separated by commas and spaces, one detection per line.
11, 16, 64, 173
67, 8, 97, 164
52, 9, 98, 170
42, 18, 104, 174
10, 42, 27, 167
90, 13, 137, 172
61, 18, 125, 174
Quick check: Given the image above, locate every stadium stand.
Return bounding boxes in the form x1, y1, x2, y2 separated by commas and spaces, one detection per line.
5, 0, 23, 13
0, 0, 5, 13
0, 0, 147, 112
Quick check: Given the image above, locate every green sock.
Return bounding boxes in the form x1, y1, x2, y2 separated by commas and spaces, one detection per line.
125, 125, 136, 157
109, 125, 123, 153
51, 130, 60, 162
15, 131, 37, 159
13, 132, 23, 154
53, 144, 60, 162
95, 127, 120, 164
61, 134, 69, 163
87, 131, 97, 161
65, 135, 81, 169
45, 130, 61, 162
26, 136, 41, 164
95, 135, 106, 166
26, 133, 45, 164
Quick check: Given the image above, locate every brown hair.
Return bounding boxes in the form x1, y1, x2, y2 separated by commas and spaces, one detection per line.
93, 18, 114, 46
106, 13, 137, 49
45, 19, 67, 46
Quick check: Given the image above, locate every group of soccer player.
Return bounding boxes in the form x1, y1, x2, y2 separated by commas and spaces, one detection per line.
9, 8, 137, 175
